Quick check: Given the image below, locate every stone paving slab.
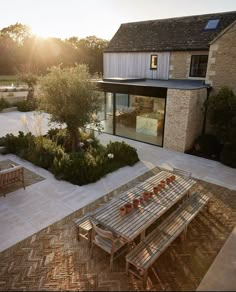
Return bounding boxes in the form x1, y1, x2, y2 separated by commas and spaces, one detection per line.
197, 226, 236, 291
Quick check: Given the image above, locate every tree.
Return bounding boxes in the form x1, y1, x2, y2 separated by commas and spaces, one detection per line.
66, 35, 109, 74
0, 36, 18, 74
77, 36, 108, 74
0, 23, 31, 45
39, 64, 102, 152
18, 73, 38, 99
0, 23, 32, 74
0, 22, 109, 75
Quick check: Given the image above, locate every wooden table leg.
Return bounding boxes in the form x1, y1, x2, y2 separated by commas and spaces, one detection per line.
140, 230, 145, 240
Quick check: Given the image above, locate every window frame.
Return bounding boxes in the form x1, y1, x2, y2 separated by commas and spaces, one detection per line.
189, 55, 208, 78
204, 19, 220, 30
150, 54, 158, 70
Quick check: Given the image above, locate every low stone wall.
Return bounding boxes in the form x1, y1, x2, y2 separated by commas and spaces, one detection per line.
164, 88, 207, 152
0, 91, 28, 104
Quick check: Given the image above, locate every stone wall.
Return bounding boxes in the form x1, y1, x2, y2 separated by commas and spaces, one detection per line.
169, 51, 209, 79
185, 89, 207, 150
206, 22, 236, 94
163, 88, 207, 152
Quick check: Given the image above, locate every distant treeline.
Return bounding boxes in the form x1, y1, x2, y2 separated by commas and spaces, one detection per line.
0, 23, 109, 75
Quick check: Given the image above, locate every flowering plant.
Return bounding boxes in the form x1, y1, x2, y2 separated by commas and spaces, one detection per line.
107, 153, 114, 159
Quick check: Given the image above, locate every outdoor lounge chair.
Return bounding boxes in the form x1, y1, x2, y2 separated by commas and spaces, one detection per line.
0, 165, 25, 196
90, 220, 128, 270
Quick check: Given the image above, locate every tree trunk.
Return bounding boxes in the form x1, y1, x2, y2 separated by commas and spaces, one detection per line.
27, 88, 34, 100
68, 127, 80, 152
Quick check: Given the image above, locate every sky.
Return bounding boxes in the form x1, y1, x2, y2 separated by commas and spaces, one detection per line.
0, 0, 235, 40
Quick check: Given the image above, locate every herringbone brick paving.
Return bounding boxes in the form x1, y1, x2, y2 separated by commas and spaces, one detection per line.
0, 168, 235, 291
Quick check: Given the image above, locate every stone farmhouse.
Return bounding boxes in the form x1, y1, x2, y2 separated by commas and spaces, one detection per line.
96, 11, 236, 152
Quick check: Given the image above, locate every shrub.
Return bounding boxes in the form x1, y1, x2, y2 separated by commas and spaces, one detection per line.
1, 131, 63, 170
46, 128, 61, 139
0, 131, 140, 185
205, 87, 236, 143
52, 151, 100, 185
46, 128, 67, 147
220, 143, 236, 168
52, 141, 139, 185
105, 141, 139, 166
24, 137, 64, 170
0, 97, 10, 111
46, 127, 101, 152
14, 99, 38, 112
193, 134, 221, 159
2, 131, 35, 155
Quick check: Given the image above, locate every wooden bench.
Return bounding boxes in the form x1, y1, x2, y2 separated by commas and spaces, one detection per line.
126, 191, 211, 288
0, 165, 25, 196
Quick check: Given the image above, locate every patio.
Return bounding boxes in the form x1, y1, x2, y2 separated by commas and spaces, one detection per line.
0, 111, 236, 290
0, 167, 235, 290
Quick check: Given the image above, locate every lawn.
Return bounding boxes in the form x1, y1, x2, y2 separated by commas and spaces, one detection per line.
0, 75, 19, 86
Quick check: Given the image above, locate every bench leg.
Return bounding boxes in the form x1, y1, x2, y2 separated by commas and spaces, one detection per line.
88, 230, 92, 248
126, 261, 129, 274
22, 179, 25, 190
140, 230, 145, 240
180, 226, 188, 241
21, 172, 25, 190
110, 253, 114, 271
187, 190, 190, 199
90, 241, 94, 259
0, 186, 6, 197
207, 199, 212, 213
143, 271, 148, 289
76, 227, 81, 241
184, 226, 188, 240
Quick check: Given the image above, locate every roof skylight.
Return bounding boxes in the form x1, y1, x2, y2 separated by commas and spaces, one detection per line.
205, 19, 220, 30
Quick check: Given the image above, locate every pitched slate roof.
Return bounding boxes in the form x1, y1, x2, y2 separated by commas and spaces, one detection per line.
105, 11, 236, 52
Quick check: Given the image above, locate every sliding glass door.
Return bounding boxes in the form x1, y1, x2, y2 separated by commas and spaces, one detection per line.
91, 91, 166, 147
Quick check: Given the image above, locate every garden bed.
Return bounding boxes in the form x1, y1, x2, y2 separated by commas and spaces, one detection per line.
0, 129, 140, 185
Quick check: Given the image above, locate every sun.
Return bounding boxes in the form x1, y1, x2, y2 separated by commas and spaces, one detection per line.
31, 24, 54, 39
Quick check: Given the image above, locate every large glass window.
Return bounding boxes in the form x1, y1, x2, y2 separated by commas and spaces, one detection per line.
90, 92, 166, 147
190, 55, 208, 77
115, 94, 165, 146
100, 92, 113, 134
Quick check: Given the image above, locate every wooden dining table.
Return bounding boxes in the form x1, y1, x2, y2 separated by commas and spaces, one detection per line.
91, 170, 196, 242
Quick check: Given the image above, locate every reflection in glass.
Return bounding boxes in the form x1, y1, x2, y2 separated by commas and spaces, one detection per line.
115, 94, 165, 146
89, 92, 166, 147
99, 92, 113, 134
